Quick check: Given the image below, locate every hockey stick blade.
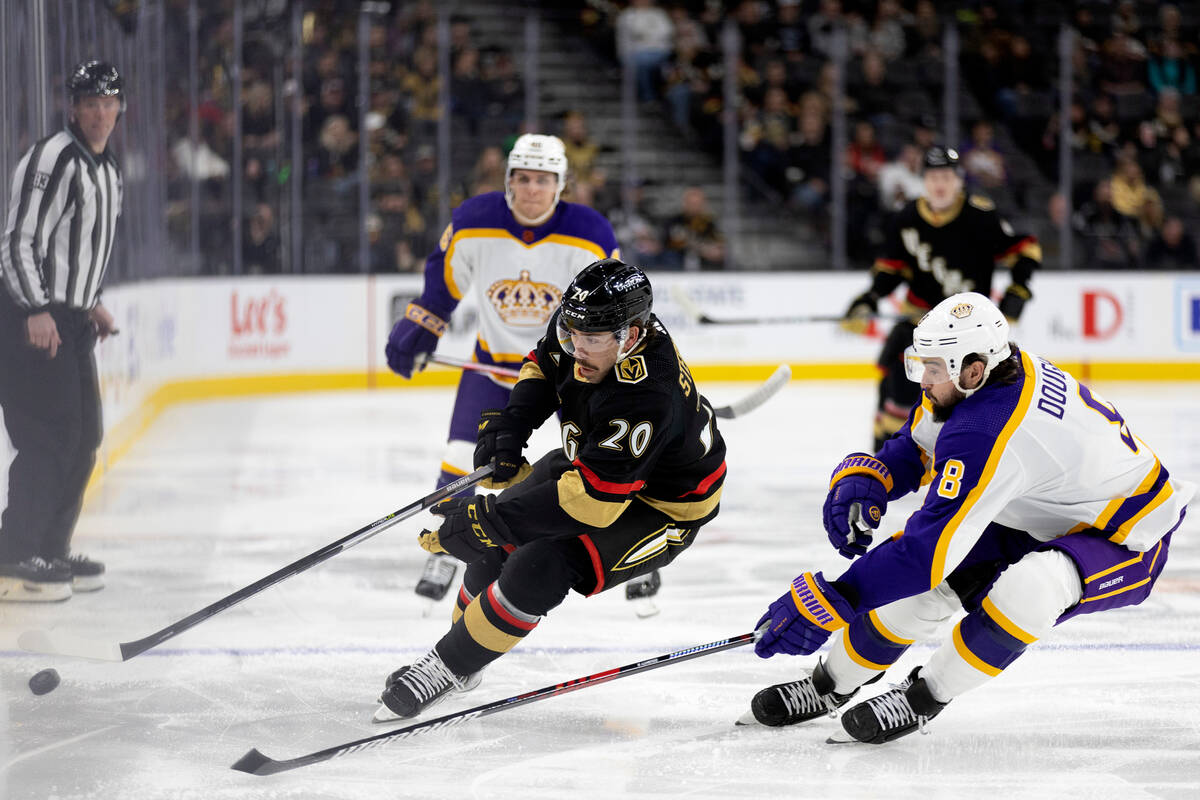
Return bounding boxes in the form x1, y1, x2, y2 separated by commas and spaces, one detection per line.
713, 364, 791, 419
231, 631, 755, 775
17, 466, 493, 663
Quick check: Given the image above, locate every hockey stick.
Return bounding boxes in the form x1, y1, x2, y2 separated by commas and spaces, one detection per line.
231, 630, 755, 775
713, 364, 791, 419
426, 349, 788, 420
671, 285, 902, 326
16, 466, 494, 663
420, 353, 521, 379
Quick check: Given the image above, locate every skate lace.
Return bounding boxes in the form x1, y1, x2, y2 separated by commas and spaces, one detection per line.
400, 652, 464, 702
778, 678, 840, 719
866, 688, 931, 735
28, 557, 55, 570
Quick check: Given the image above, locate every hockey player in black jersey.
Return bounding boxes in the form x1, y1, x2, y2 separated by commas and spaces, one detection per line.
376, 258, 728, 721
843, 146, 1040, 449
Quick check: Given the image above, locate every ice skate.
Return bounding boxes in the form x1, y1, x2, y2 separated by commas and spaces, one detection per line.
0, 557, 72, 602
373, 648, 482, 723
625, 569, 661, 618
53, 553, 105, 592
739, 660, 877, 726
829, 667, 947, 744
414, 552, 458, 602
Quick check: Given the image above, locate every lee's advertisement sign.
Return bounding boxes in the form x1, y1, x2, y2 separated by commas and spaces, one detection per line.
229, 287, 291, 359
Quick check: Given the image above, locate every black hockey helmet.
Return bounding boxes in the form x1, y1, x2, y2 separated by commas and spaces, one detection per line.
67, 60, 124, 105
923, 145, 960, 173
558, 258, 653, 333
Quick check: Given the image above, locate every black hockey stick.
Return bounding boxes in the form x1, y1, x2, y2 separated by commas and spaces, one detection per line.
419, 353, 522, 379
16, 466, 493, 663
671, 285, 902, 326
232, 630, 755, 775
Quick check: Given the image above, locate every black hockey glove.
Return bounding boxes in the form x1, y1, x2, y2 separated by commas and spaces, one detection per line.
420, 494, 514, 562
998, 283, 1032, 322
474, 409, 532, 490
841, 290, 878, 335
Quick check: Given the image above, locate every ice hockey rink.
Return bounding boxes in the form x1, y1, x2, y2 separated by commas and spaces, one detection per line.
1, 379, 1198, 799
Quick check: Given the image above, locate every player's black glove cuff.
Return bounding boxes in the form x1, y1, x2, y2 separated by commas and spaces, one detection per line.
474, 409, 532, 489
844, 290, 880, 319
999, 284, 1032, 322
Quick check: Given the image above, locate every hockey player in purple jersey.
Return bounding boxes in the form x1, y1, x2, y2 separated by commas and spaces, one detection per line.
384, 134, 634, 602
748, 292, 1194, 743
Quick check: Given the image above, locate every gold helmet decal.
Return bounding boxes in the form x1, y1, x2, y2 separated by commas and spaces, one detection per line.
950, 302, 974, 319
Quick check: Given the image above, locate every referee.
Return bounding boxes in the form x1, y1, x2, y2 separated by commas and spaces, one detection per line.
0, 60, 124, 602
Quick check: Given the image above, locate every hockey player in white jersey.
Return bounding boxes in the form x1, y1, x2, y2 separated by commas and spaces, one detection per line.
385, 134, 655, 603
747, 292, 1194, 743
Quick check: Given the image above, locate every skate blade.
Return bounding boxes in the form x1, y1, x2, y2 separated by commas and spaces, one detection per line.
372, 702, 405, 724
734, 709, 761, 726
0, 578, 72, 603
632, 597, 659, 618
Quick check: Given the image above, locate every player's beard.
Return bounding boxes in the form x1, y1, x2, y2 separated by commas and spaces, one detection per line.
928, 391, 965, 422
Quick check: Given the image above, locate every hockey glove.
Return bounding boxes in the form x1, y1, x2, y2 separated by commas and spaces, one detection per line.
998, 283, 1032, 323
385, 301, 449, 379
474, 409, 533, 490
421, 494, 515, 562
755, 571, 854, 658
822, 453, 892, 559
840, 290, 878, 335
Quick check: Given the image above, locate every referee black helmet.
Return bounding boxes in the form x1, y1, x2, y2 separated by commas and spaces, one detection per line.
68, 60, 125, 106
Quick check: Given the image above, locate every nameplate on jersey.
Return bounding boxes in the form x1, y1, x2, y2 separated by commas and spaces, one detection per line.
615, 355, 647, 384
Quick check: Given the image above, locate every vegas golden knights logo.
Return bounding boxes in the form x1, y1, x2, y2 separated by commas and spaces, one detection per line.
615, 355, 647, 384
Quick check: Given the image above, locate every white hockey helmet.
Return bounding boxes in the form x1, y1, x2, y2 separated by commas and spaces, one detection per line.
505, 133, 568, 213
904, 292, 1011, 397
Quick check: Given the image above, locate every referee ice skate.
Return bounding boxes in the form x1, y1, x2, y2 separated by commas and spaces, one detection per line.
0, 60, 124, 601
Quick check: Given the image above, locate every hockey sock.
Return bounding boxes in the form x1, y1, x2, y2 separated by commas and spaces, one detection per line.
922, 550, 1081, 703
437, 580, 542, 676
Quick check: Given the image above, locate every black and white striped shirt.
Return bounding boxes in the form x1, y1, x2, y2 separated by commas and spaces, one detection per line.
1, 125, 122, 312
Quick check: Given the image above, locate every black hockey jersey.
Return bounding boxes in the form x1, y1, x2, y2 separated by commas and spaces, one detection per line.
869, 193, 1040, 311
495, 313, 727, 538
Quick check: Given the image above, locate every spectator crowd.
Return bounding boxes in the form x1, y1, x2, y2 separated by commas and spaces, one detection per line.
163, 0, 1199, 274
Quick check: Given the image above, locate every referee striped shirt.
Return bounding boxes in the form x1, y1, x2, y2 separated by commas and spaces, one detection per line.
1, 125, 122, 312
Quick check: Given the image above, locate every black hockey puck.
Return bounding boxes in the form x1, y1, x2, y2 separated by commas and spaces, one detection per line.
29, 668, 60, 696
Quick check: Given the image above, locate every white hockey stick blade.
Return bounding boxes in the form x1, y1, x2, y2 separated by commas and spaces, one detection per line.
714, 364, 791, 419
669, 284, 707, 323
825, 729, 859, 744
18, 629, 124, 662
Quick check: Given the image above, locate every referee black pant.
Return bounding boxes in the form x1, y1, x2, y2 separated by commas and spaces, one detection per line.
0, 298, 102, 563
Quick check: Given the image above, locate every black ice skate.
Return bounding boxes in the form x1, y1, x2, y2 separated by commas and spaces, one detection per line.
833, 667, 947, 744
740, 659, 880, 726
373, 648, 482, 723
625, 569, 662, 618
53, 553, 105, 592
414, 552, 458, 601
0, 556, 72, 602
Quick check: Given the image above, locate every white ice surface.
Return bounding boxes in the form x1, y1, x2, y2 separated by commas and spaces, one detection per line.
1, 381, 1198, 799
